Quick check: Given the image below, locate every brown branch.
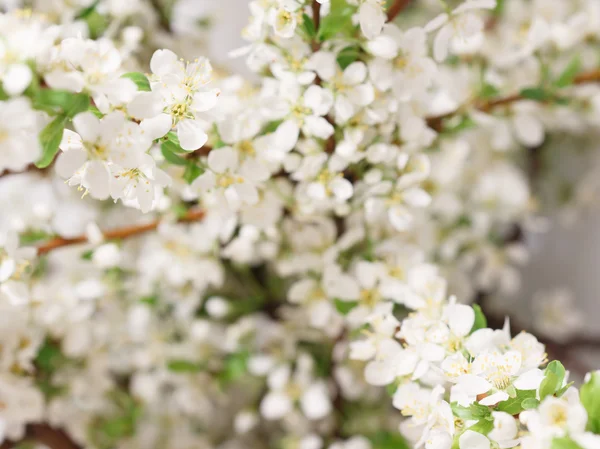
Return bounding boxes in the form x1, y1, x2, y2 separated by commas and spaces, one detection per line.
426, 69, 600, 132
148, 0, 171, 33
0, 424, 81, 449
36, 209, 205, 255
311, 0, 322, 52
387, 0, 412, 22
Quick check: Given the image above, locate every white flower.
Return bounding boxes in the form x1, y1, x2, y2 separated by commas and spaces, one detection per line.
459, 430, 490, 449
425, 0, 497, 62
309, 53, 374, 123
142, 49, 220, 150
191, 146, 269, 209
0, 98, 42, 173
56, 111, 150, 200
356, 0, 386, 40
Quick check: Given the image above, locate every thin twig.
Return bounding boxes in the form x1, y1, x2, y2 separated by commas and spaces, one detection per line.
387, 0, 412, 22
311, 0, 322, 51
148, 0, 171, 33
36, 209, 205, 255
426, 69, 600, 131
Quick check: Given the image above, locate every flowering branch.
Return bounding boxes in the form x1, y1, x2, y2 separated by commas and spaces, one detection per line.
426, 69, 600, 131
36, 209, 205, 254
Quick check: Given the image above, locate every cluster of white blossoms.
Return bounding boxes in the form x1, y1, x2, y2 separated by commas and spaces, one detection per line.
1, 0, 600, 449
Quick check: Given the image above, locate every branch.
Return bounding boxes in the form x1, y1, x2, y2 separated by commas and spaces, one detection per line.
148, 0, 172, 33
0, 424, 81, 449
387, 0, 412, 22
36, 209, 205, 255
311, 1, 321, 51
426, 69, 600, 131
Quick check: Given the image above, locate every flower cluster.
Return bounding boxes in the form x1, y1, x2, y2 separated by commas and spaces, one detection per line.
1, 1, 600, 449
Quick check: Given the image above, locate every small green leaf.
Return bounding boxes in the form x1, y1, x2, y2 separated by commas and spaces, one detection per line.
334, 298, 359, 315
121, 72, 151, 92
581, 371, 600, 433
470, 305, 487, 334
140, 295, 158, 307
85, 10, 108, 38
451, 402, 491, 421
301, 13, 316, 38
556, 381, 574, 397
468, 419, 494, 435
539, 361, 566, 400
36, 116, 67, 168
551, 437, 584, 449
368, 431, 410, 449
480, 83, 500, 99
520, 87, 553, 102
318, 0, 356, 41
220, 351, 249, 384
496, 389, 536, 415
19, 229, 51, 244
81, 249, 94, 260
161, 142, 189, 166
337, 45, 361, 70
554, 55, 581, 88
183, 163, 204, 184
167, 359, 205, 372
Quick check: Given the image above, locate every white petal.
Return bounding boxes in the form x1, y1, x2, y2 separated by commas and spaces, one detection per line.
458, 374, 492, 395
513, 369, 544, 390
330, 177, 353, 201
459, 430, 490, 449
424, 13, 449, 32
192, 89, 220, 112
359, 2, 385, 39
300, 383, 332, 420
433, 25, 453, 61
177, 119, 208, 151
260, 392, 292, 420
4, 64, 32, 96
150, 49, 179, 76
141, 114, 172, 141
56, 149, 87, 179
73, 112, 100, 142
365, 360, 396, 386
349, 83, 375, 107
512, 113, 544, 147
275, 120, 300, 152
343, 62, 367, 86
479, 391, 509, 406
446, 304, 475, 337
208, 147, 238, 173
128, 92, 165, 119
83, 161, 111, 200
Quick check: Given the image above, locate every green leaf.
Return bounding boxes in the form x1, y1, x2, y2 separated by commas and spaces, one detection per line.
140, 295, 158, 307
480, 83, 500, 99
369, 431, 410, 449
554, 55, 581, 88
318, 0, 356, 41
167, 359, 205, 373
337, 45, 361, 70
520, 87, 553, 102
85, 10, 108, 39
551, 437, 584, 449
556, 381, 574, 397
88, 104, 103, 118
121, 72, 151, 92
334, 298, 359, 315
81, 249, 94, 260
468, 418, 494, 435
183, 163, 204, 184
35, 339, 67, 374
301, 13, 316, 38
220, 351, 249, 384
539, 361, 566, 400
161, 142, 189, 166
581, 371, 600, 433
34, 90, 90, 117
36, 116, 67, 168
470, 305, 487, 334
521, 397, 540, 410
496, 389, 536, 415
19, 229, 51, 245
451, 402, 491, 421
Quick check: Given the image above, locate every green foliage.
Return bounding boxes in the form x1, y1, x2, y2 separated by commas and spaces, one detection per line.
470, 305, 487, 334
539, 361, 566, 400
318, 0, 356, 41
89, 391, 142, 449
301, 13, 317, 39
496, 388, 537, 415
121, 72, 152, 92
85, 9, 108, 39
161, 142, 189, 165
551, 437, 584, 449
35, 339, 69, 399
337, 45, 361, 70
19, 229, 51, 244
520, 87, 554, 102
451, 402, 492, 421
33, 89, 90, 117
368, 431, 410, 449
580, 371, 600, 433
554, 55, 581, 88
167, 359, 206, 373
183, 163, 204, 184
36, 116, 68, 168
220, 351, 250, 385
468, 418, 494, 435
334, 298, 359, 315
